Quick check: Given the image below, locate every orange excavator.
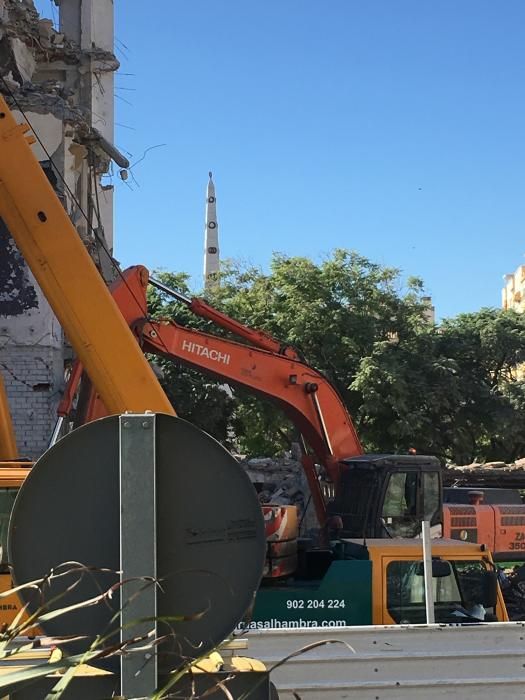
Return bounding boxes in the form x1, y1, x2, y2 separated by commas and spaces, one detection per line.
56, 267, 525, 562
56, 265, 444, 542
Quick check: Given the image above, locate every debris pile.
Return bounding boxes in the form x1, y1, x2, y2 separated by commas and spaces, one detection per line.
0, 0, 117, 129
238, 452, 319, 532
242, 455, 305, 503
444, 458, 525, 488
448, 458, 525, 471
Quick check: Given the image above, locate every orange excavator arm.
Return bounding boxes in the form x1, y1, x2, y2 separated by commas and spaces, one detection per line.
143, 269, 363, 471
139, 316, 364, 524
138, 321, 362, 472
149, 277, 302, 361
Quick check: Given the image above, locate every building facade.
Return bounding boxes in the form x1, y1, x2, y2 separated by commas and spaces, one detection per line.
502, 265, 525, 313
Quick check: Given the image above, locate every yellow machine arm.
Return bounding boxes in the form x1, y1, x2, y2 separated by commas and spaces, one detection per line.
0, 371, 18, 460
0, 95, 174, 416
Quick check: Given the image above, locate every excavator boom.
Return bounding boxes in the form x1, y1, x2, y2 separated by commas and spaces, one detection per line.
70, 267, 362, 472
138, 320, 363, 470
149, 277, 302, 360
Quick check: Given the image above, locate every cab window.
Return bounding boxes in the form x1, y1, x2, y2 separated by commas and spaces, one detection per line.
386, 559, 490, 624
423, 471, 440, 523
381, 472, 419, 537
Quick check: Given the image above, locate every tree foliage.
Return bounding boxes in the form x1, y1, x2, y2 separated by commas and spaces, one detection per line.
352, 308, 525, 463
148, 251, 525, 464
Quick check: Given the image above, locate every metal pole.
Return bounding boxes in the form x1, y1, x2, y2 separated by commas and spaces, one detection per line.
422, 520, 435, 624
120, 413, 157, 696
48, 416, 64, 448
149, 276, 192, 305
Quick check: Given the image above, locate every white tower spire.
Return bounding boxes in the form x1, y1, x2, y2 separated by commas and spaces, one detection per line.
203, 171, 220, 289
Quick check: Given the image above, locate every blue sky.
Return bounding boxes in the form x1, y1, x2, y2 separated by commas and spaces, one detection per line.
36, 1, 525, 318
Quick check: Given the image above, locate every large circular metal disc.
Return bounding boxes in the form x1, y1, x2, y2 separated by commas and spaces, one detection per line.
8, 415, 265, 666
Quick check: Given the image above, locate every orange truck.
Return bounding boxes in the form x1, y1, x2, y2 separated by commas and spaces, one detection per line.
444, 487, 525, 561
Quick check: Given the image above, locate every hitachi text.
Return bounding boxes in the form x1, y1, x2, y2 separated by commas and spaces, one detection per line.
181, 340, 231, 365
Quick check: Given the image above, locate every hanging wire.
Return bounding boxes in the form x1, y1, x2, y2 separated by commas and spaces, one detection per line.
129, 144, 167, 170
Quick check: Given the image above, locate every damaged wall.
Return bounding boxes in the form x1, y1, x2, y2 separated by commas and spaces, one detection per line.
0, 0, 120, 458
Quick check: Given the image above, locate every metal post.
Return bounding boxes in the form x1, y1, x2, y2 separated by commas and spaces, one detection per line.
48, 416, 64, 448
119, 413, 157, 696
422, 520, 435, 624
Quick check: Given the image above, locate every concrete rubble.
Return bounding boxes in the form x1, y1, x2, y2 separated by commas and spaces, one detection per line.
444, 458, 525, 488
238, 449, 319, 533
448, 458, 525, 471
0, 0, 118, 173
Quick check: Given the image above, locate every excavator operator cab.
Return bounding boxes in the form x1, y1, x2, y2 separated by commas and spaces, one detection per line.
329, 455, 443, 539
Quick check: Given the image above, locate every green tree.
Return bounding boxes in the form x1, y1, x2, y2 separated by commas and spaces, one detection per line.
438, 309, 525, 462
353, 308, 525, 463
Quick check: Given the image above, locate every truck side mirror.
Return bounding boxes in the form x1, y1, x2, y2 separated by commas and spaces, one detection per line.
431, 559, 452, 578
482, 571, 498, 609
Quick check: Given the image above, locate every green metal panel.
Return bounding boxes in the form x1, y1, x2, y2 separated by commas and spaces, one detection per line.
244, 560, 372, 629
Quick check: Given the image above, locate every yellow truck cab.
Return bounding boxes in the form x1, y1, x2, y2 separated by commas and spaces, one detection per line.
247, 537, 508, 629
361, 537, 508, 625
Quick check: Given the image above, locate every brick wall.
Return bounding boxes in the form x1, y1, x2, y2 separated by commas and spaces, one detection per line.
0, 345, 64, 459
0, 225, 65, 460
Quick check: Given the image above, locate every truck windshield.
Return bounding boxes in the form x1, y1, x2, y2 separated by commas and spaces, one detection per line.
386, 559, 491, 624
382, 471, 441, 538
